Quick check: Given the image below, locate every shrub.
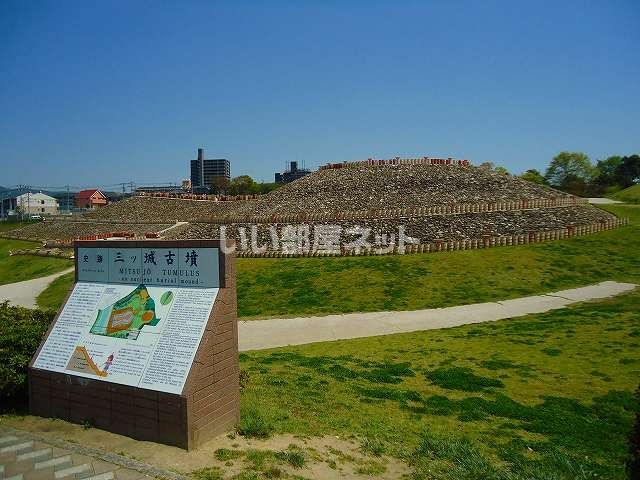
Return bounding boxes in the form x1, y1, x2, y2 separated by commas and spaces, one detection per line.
0, 303, 53, 410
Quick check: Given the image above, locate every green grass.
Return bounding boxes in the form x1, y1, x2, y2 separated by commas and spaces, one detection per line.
0, 238, 72, 286
36, 271, 74, 310
238, 290, 640, 479
609, 184, 640, 203
33, 204, 640, 316
0, 221, 38, 233
235, 204, 640, 318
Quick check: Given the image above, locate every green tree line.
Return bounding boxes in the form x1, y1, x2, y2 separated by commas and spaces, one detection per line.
519, 152, 640, 196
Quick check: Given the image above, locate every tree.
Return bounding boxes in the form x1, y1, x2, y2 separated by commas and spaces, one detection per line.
229, 175, 257, 195
256, 182, 280, 194
545, 152, 595, 195
520, 169, 546, 185
592, 156, 622, 193
617, 154, 640, 188
494, 166, 510, 175
209, 176, 230, 195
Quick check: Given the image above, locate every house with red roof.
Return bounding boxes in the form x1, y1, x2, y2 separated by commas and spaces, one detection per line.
75, 189, 108, 209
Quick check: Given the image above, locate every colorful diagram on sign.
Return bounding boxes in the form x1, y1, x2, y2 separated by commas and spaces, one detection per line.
90, 284, 171, 340
65, 346, 111, 377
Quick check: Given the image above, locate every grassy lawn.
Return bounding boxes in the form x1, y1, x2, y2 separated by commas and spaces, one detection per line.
239, 290, 640, 479
610, 184, 640, 204
35, 204, 639, 316
36, 271, 74, 310
0, 238, 72, 286
235, 204, 639, 318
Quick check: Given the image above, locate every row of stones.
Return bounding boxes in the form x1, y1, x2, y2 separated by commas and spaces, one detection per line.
319, 156, 471, 169
196, 198, 589, 225
233, 217, 628, 257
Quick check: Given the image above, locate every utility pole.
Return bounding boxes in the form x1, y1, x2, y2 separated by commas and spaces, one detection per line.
66, 185, 70, 214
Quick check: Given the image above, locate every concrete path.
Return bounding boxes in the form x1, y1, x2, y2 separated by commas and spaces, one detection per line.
0, 268, 73, 309
239, 281, 637, 351
588, 197, 623, 204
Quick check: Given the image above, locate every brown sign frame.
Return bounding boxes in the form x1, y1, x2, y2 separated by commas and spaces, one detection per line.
28, 239, 239, 450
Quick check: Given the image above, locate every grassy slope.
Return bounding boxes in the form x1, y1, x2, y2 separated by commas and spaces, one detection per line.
0, 238, 72, 286
35, 204, 640, 315
36, 271, 74, 310
240, 290, 640, 479
236, 204, 640, 318
610, 184, 640, 203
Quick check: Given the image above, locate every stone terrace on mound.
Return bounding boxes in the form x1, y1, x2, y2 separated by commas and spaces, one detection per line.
77, 162, 576, 224
226, 164, 575, 218
0, 161, 623, 255
2, 221, 171, 242
165, 206, 617, 246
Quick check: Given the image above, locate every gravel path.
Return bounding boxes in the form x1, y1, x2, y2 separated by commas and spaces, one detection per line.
0, 268, 73, 308
239, 281, 637, 351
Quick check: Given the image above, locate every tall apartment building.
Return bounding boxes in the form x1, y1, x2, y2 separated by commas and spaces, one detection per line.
190, 148, 230, 189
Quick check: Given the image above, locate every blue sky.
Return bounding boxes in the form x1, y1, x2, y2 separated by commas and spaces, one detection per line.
1, 0, 638, 188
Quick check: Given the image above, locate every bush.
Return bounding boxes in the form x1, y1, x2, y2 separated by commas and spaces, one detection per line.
0, 303, 54, 410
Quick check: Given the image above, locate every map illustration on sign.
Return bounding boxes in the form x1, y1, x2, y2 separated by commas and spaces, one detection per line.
90, 284, 170, 340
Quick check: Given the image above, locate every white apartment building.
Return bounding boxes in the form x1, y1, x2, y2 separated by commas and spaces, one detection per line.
16, 192, 59, 216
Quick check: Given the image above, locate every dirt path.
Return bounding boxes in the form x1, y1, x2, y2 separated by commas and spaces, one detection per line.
239, 281, 637, 351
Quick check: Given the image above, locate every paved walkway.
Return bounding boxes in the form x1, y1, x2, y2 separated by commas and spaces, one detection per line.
0, 426, 184, 480
0, 268, 73, 309
239, 281, 637, 351
587, 197, 622, 204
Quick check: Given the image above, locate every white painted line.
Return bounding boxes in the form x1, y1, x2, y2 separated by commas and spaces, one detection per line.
0, 435, 19, 445
35, 455, 72, 470
54, 463, 92, 479
16, 448, 52, 461
0, 441, 33, 453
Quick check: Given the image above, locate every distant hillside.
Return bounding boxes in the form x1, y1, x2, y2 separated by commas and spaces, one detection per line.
610, 184, 640, 204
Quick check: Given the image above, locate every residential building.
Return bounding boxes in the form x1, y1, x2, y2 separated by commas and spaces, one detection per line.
190, 148, 230, 189
75, 189, 108, 208
16, 192, 59, 215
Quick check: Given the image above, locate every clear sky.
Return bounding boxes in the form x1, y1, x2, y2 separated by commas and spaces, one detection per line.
1, 0, 638, 189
